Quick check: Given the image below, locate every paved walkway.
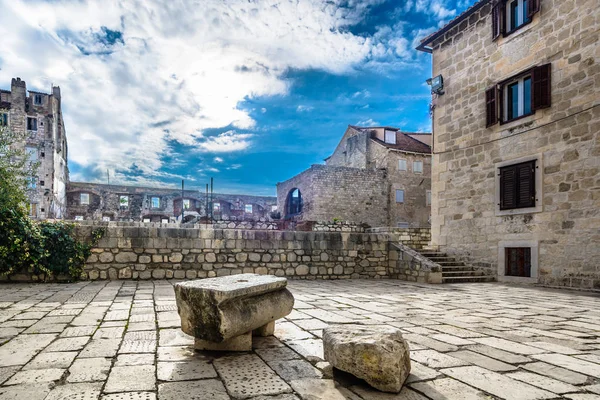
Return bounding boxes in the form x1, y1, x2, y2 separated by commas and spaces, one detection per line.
0, 280, 598, 399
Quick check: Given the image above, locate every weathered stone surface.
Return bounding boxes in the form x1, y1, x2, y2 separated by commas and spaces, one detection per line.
323, 324, 411, 393
175, 274, 294, 342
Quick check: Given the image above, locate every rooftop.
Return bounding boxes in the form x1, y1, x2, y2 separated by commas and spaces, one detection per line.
352, 125, 432, 154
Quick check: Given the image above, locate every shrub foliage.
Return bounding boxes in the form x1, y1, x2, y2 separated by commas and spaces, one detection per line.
0, 125, 104, 281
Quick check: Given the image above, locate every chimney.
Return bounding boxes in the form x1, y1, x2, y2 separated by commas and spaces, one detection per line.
10, 77, 27, 112
52, 86, 61, 100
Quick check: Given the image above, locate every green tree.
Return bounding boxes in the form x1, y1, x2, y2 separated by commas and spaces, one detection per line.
0, 124, 44, 275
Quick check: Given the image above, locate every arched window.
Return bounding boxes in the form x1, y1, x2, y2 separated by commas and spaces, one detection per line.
287, 188, 303, 215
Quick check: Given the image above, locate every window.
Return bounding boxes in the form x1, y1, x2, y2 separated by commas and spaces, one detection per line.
34, 94, 43, 105
119, 195, 129, 208
102, 216, 111, 222
151, 197, 160, 208
245, 204, 253, 213
398, 159, 407, 171
492, 0, 540, 39
40, 180, 45, 187
213, 203, 221, 211
486, 64, 551, 126
499, 160, 535, 210
287, 188, 303, 215
143, 218, 150, 223
271, 205, 277, 212
426, 190, 432, 206
183, 199, 191, 210
74, 215, 84, 221
25, 147, 37, 162
28, 203, 38, 217
80, 193, 90, 205
27, 177, 37, 189
395, 189, 405, 203
27, 117, 37, 131
505, 247, 531, 277
0, 113, 7, 126
413, 161, 423, 173
384, 130, 396, 144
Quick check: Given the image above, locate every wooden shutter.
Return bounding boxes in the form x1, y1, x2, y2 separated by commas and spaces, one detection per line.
532, 63, 551, 110
528, 0, 541, 19
486, 87, 498, 127
492, 1, 505, 40
516, 161, 536, 208
499, 165, 516, 209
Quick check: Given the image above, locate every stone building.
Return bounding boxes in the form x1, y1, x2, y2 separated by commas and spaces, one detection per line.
66, 182, 277, 222
277, 126, 432, 227
417, 0, 599, 288
0, 78, 69, 219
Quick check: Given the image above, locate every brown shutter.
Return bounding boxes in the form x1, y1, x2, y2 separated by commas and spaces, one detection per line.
516, 160, 536, 208
500, 165, 516, 210
486, 87, 498, 127
532, 63, 551, 110
528, 0, 540, 18
492, 1, 505, 40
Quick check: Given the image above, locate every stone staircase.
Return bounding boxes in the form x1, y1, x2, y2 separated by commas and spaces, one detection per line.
417, 250, 496, 283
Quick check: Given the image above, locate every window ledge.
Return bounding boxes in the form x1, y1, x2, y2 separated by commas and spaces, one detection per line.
496, 206, 541, 217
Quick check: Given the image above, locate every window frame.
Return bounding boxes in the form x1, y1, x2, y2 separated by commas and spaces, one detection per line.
498, 240, 538, 283
398, 159, 407, 171
492, 0, 540, 40
499, 160, 536, 210
384, 130, 397, 144
80, 193, 90, 205
0, 113, 8, 127
213, 202, 221, 212
486, 64, 551, 126
119, 195, 129, 209
151, 197, 161, 209
426, 190, 432, 206
495, 154, 543, 216
27, 117, 38, 131
183, 199, 191, 210
413, 160, 423, 173
33, 94, 43, 105
244, 204, 253, 214
395, 189, 405, 204
505, 0, 531, 35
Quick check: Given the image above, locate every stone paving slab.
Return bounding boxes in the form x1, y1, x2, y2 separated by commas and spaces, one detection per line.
0, 280, 598, 399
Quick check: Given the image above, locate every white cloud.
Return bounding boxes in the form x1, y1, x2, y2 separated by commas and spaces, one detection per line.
0, 0, 386, 184
213, 157, 224, 163
296, 105, 314, 112
227, 164, 242, 170
352, 90, 371, 99
196, 131, 253, 153
356, 118, 379, 126
260, 108, 267, 113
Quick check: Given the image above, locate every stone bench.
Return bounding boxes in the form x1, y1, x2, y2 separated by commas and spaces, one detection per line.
323, 325, 411, 393
174, 274, 294, 351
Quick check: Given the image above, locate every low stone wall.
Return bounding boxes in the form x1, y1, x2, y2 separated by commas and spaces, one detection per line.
368, 228, 431, 249
389, 242, 442, 284
72, 223, 392, 280
312, 222, 366, 233
211, 220, 279, 230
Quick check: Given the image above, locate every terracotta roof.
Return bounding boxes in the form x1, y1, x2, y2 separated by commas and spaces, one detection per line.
352, 126, 432, 154
416, 0, 491, 52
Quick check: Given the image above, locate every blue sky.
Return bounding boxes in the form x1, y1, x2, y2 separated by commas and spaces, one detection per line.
0, 0, 472, 196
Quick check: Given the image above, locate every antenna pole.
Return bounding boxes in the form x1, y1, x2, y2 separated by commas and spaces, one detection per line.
181, 180, 184, 224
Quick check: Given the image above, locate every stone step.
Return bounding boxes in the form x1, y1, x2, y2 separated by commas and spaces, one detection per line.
442, 270, 483, 277
434, 261, 466, 266
419, 252, 448, 258
442, 275, 496, 283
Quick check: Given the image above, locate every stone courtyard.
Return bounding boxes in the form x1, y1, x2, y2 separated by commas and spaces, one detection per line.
0, 280, 598, 400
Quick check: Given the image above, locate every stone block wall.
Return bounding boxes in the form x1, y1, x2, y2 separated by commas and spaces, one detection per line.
72, 223, 392, 281
368, 228, 431, 249
277, 164, 389, 226
389, 242, 442, 284
426, 0, 600, 289
312, 221, 367, 233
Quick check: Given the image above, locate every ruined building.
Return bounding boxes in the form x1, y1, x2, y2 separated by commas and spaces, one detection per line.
417, 0, 599, 288
277, 126, 432, 227
66, 182, 277, 222
0, 78, 68, 219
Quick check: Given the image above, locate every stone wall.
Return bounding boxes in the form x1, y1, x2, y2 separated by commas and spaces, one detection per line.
67, 182, 277, 223
69, 223, 393, 281
276, 164, 390, 226
426, 0, 600, 289
389, 242, 442, 284
368, 228, 431, 249
211, 220, 279, 230
312, 221, 367, 233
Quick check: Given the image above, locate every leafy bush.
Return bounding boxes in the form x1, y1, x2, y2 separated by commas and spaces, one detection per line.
0, 208, 46, 276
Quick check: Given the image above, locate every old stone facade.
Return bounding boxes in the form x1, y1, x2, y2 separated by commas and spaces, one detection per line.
277, 126, 432, 228
66, 182, 277, 222
418, 0, 599, 288
1, 78, 69, 219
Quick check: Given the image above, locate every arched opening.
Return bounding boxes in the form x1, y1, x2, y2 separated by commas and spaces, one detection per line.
286, 188, 303, 216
